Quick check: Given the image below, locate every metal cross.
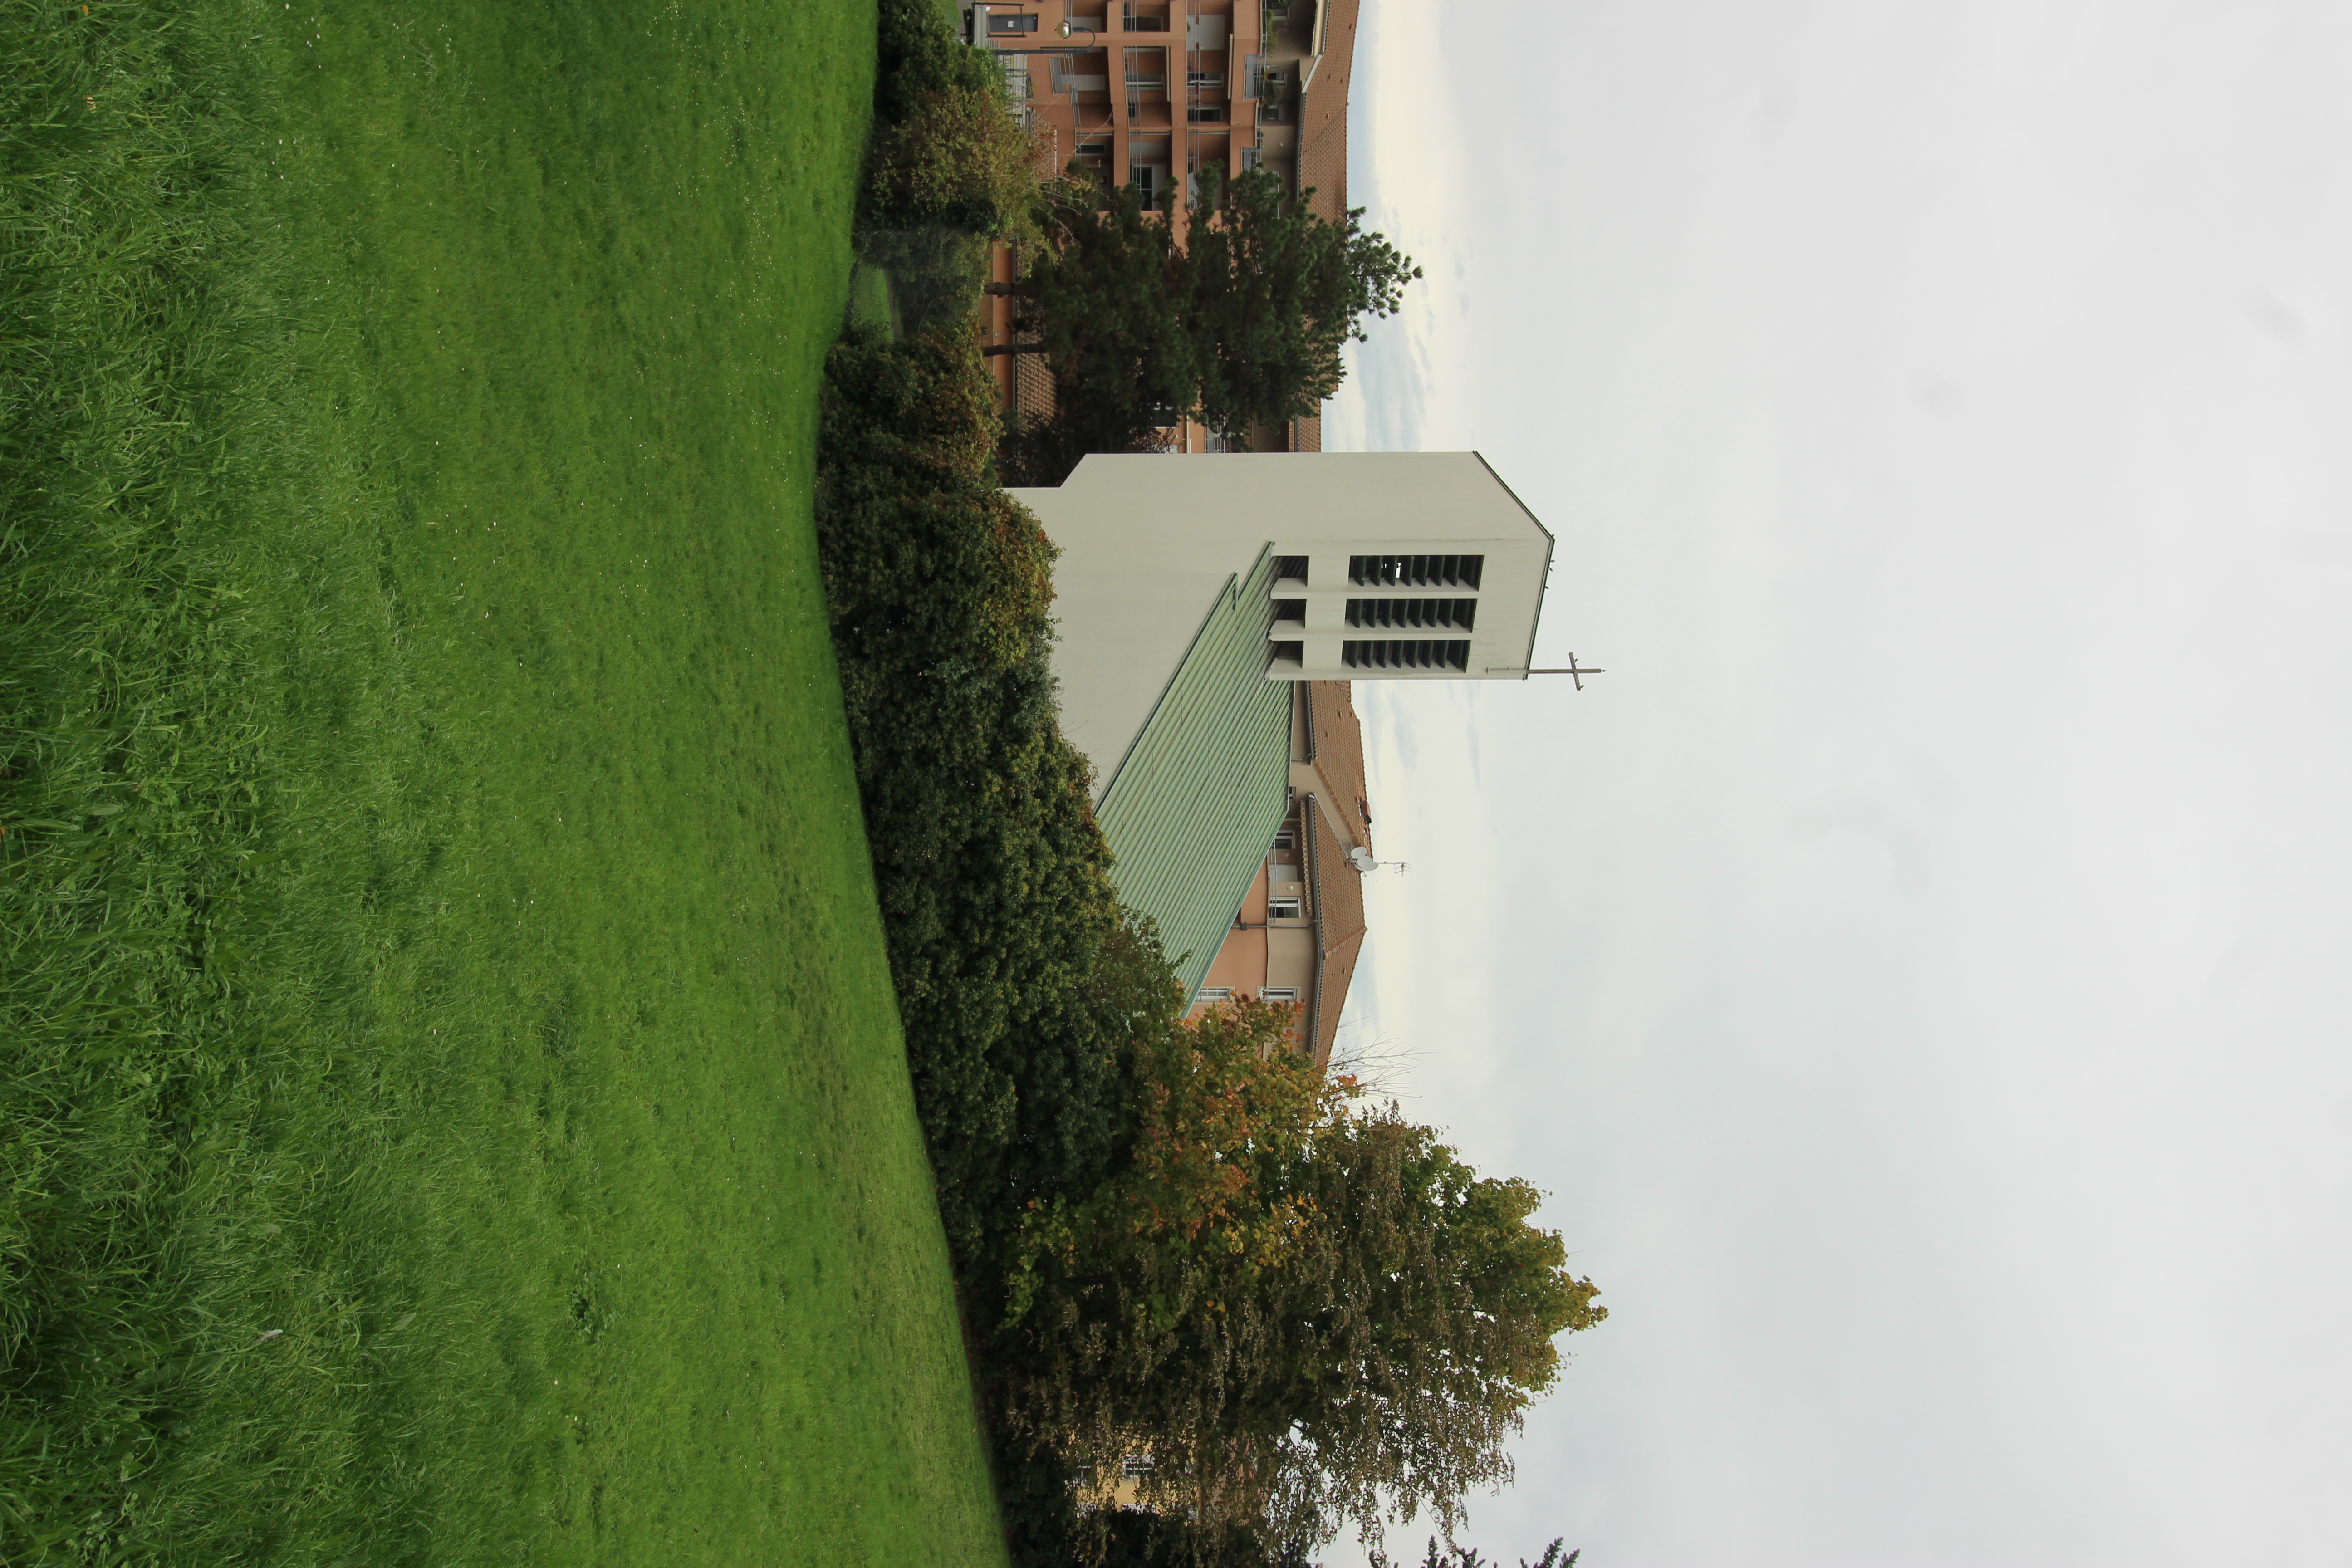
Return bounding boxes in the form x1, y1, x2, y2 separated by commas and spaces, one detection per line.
1523, 654, 1607, 691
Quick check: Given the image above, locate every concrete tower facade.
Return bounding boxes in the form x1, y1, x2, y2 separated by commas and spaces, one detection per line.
1009, 449, 1555, 785
1007, 451, 1557, 1000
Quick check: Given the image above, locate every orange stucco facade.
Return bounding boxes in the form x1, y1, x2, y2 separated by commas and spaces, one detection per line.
970, 0, 1347, 219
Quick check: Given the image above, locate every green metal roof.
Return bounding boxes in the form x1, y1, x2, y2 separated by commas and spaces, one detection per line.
1092, 547, 1293, 1000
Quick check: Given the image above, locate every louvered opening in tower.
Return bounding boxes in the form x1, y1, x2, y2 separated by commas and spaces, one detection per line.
1339, 639, 1471, 671
1346, 554, 1485, 589
1343, 597, 1477, 631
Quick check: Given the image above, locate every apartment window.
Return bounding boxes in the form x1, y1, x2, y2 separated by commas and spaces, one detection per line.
1272, 554, 1308, 583
1121, 1454, 1156, 1478
1122, 3, 1169, 29
1268, 640, 1303, 665
1260, 987, 1298, 1004
1197, 986, 1233, 1002
986, 10, 1039, 31
1273, 828, 1295, 850
1345, 597, 1477, 631
1268, 897, 1303, 920
1186, 105, 1226, 122
1239, 145, 1262, 172
1349, 554, 1485, 589
1272, 598, 1305, 623
1340, 639, 1472, 672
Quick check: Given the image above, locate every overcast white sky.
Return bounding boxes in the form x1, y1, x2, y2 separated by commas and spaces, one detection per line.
1321, 5, 2352, 1565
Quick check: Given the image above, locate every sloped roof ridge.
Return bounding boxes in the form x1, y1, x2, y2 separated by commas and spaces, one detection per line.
1297, 0, 1359, 224
1305, 679, 1372, 856
1304, 800, 1367, 1068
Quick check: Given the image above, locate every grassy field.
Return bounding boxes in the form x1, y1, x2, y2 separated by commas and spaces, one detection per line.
3, 1, 1006, 1563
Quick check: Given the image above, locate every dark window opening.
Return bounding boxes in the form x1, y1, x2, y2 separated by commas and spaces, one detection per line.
1269, 640, 1304, 665
987, 10, 1040, 32
1272, 598, 1306, 623
1340, 639, 1471, 672
1348, 554, 1484, 589
1345, 597, 1476, 631
1272, 554, 1309, 583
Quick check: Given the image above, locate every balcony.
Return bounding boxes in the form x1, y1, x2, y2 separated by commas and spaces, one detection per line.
1123, 49, 1169, 126
1250, 66, 1294, 124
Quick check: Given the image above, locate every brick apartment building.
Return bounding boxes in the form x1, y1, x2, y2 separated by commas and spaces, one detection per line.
967, 0, 1358, 453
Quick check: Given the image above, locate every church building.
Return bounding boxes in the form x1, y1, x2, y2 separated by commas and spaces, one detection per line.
1009, 450, 1556, 1004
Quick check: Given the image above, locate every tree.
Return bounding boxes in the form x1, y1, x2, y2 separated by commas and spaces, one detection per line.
1186, 166, 1423, 438
991, 180, 1198, 421
995, 402, 1167, 487
1371, 1541, 1580, 1568
994, 170, 1421, 479
987, 180, 1197, 485
995, 1000, 1604, 1553
1247, 1107, 1605, 1546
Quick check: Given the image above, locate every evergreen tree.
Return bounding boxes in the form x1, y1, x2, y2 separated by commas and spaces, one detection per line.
1186, 166, 1421, 438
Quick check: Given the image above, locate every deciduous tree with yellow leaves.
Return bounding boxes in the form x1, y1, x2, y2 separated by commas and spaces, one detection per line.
996, 998, 1605, 1553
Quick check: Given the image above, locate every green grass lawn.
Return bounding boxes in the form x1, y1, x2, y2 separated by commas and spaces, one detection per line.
848, 262, 903, 340
3, 1, 1005, 1563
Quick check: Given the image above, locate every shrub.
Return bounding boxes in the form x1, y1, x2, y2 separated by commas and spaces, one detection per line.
872, 0, 1002, 127
862, 85, 1037, 237
816, 328, 1173, 1272
854, 0, 1034, 338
